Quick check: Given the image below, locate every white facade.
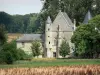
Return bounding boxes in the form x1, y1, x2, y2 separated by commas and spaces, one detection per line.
17, 11, 75, 58
17, 42, 43, 58
17, 42, 32, 54
16, 34, 43, 58
45, 11, 75, 58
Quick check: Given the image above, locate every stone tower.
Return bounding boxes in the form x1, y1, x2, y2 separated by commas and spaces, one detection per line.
44, 11, 75, 58
45, 16, 53, 58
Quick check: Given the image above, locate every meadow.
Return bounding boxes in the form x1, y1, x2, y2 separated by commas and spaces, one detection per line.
0, 59, 100, 68
0, 59, 100, 75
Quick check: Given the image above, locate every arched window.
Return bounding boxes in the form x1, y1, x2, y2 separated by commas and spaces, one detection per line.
49, 41, 50, 44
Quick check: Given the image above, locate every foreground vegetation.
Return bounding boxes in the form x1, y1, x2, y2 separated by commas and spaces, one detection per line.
0, 65, 100, 75
0, 59, 100, 68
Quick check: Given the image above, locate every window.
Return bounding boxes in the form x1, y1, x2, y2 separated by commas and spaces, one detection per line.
72, 27, 74, 30
49, 41, 50, 44
22, 42, 25, 47
48, 28, 50, 31
53, 52, 56, 57
54, 40, 56, 46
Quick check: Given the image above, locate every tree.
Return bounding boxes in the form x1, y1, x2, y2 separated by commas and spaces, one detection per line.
0, 25, 7, 45
89, 15, 100, 58
0, 12, 12, 25
59, 40, 70, 58
0, 11, 41, 33
17, 48, 27, 60
0, 41, 17, 64
4, 51, 13, 64
71, 14, 100, 58
26, 14, 40, 33
77, 40, 87, 57
0, 12, 12, 32
0, 40, 26, 64
71, 24, 97, 58
31, 40, 41, 57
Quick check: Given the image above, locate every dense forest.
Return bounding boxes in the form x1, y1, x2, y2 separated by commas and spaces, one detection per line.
0, 12, 41, 33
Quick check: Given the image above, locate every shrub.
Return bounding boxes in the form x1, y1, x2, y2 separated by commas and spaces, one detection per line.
17, 48, 26, 60
5, 51, 13, 64
0, 40, 28, 64
59, 40, 70, 58
31, 40, 41, 57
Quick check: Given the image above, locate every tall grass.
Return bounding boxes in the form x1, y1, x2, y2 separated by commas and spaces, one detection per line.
0, 65, 100, 75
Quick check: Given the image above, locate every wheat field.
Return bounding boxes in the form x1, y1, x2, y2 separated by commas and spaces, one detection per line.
0, 65, 100, 75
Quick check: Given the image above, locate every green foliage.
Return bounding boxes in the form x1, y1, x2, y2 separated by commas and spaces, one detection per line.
0, 12, 12, 25
26, 14, 40, 33
0, 12, 41, 33
40, 0, 99, 28
5, 51, 13, 64
1, 41, 18, 63
17, 48, 27, 60
0, 25, 7, 45
77, 40, 87, 56
0, 40, 27, 64
39, 0, 100, 33
59, 40, 70, 57
71, 15, 100, 58
89, 15, 100, 30
24, 54, 33, 60
17, 49, 33, 60
1, 0, 100, 33
2, 59, 99, 68
31, 40, 41, 57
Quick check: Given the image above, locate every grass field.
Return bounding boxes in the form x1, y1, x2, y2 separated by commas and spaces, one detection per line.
0, 59, 100, 68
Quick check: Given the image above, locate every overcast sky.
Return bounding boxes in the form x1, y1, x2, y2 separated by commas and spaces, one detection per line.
0, 0, 43, 15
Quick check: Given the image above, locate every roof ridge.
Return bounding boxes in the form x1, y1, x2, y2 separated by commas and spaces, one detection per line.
61, 12, 71, 27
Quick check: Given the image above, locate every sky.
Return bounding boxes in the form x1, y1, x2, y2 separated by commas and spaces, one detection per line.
0, 0, 43, 15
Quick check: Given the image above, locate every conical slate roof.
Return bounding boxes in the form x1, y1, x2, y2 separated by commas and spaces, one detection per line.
46, 16, 52, 24
83, 10, 92, 24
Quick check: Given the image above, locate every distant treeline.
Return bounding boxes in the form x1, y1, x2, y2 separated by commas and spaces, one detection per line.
0, 12, 41, 33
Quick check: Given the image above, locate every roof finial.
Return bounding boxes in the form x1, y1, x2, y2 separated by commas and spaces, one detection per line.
46, 16, 52, 24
